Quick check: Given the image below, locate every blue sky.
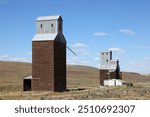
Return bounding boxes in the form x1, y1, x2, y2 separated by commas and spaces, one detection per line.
0, 0, 150, 74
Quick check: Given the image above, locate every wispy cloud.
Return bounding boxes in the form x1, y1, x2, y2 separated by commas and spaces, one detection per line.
0, 54, 31, 62
94, 57, 100, 61
72, 43, 89, 55
72, 43, 87, 48
143, 57, 150, 61
127, 60, 150, 74
67, 62, 76, 65
93, 32, 108, 36
0, 0, 9, 5
81, 61, 90, 64
108, 48, 124, 52
119, 29, 135, 35
74, 48, 90, 55
71, 57, 80, 60
131, 44, 149, 49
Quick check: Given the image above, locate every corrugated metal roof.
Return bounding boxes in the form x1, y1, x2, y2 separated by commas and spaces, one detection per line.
100, 64, 117, 71
36, 15, 61, 21
111, 59, 118, 62
32, 33, 57, 41
32, 33, 66, 43
23, 75, 32, 80
109, 64, 117, 70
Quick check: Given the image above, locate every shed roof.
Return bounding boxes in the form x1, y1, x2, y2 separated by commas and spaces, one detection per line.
23, 75, 32, 80
36, 15, 61, 21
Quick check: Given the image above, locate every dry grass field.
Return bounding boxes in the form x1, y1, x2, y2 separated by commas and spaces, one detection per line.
0, 61, 150, 100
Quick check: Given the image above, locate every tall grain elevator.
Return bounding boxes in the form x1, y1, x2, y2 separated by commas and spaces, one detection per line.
99, 51, 121, 86
32, 15, 66, 92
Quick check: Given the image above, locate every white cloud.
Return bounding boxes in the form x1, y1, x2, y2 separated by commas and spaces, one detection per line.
67, 62, 76, 65
93, 32, 108, 36
0, 54, 9, 58
136, 64, 145, 67
71, 43, 89, 55
0, 54, 31, 62
81, 51, 90, 55
129, 61, 134, 65
71, 57, 80, 60
94, 57, 100, 61
119, 29, 135, 35
108, 48, 123, 52
67, 57, 80, 65
143, 57, 150, 60
67, 56, 91, 66
74, 48, 90, 55
81, 61, 90, 64
125, 60, 150, 74
72, 43, 87, 48
131, 44, 149, 49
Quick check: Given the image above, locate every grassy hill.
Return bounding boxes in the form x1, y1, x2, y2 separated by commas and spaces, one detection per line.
122, 72, 150, 83
67, 65, 99, 88
0, 61, 31, 86
0, 61, 150, 99
0, 61, 149, 86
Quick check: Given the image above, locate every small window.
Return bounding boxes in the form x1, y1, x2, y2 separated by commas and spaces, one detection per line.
102, 53, 104, 55
40, 24, 43, 28
106, 53, 108, 55
51, 24, 53, 27
106, 59, 108, 62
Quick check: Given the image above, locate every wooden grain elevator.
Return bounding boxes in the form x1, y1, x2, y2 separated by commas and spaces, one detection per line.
31, 15, 66, 92
99, 51, 122, 86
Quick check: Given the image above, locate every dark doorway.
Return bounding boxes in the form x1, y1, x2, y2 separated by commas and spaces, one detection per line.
23, 79, 31, 91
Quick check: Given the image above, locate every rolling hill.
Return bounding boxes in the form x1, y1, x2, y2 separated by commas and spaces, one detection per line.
0, 61, 150, 99
0, 61, 150, 87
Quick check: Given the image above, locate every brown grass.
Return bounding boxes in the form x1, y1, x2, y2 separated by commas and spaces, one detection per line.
0, 61, 31, 86
0, 61, 150, 100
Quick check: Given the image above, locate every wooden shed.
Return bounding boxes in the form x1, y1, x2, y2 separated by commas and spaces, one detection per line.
104, 79, 126, 86
23, 75, 32, 91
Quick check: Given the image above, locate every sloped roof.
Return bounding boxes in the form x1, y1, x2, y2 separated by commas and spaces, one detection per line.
100, 50, 112, 53
111, 59, 118, 62
23, 75, 32, 80
36, 15, 61, 21
32, 33, 66, 43
100, 64, 117, 72
32, 33, 57, 41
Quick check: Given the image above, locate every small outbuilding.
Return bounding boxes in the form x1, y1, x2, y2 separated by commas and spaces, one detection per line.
23, 75, 32, 91
104, 79, 126, 86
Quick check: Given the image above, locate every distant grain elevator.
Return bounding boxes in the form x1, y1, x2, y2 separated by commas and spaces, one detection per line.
24, 15, 66, 92
99, 51, 121, 86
